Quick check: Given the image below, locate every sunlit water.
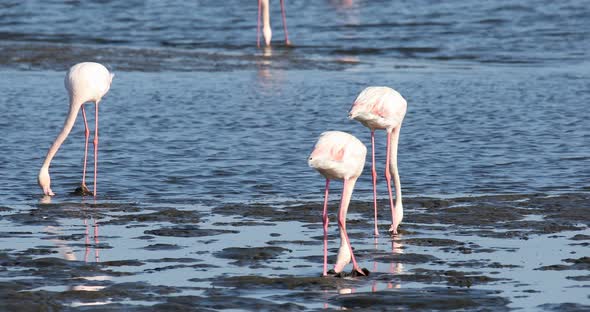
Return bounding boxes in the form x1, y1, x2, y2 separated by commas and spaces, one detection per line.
0, 0, 589, 310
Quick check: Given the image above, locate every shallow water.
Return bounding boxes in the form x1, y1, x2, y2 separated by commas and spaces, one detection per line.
1, 0, 590, 311
1, 66, 588, 203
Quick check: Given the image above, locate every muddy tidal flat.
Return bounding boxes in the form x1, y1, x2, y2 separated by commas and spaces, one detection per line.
0, 193, 589, 311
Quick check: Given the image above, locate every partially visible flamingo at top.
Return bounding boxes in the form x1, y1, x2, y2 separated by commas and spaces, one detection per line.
349, 86, 407, 236
38, 62, 114, 197
309, 131, 369, 277
257, 0, 291, 47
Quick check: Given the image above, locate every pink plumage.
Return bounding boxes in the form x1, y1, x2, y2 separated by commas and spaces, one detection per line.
309, 131, 368, 276
349, 86, 407, 235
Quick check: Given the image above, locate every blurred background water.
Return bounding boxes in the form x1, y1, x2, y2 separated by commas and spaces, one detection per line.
1, 0, 589, 68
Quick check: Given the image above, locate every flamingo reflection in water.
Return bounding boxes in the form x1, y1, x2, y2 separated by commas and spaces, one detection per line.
370, 237, 405, 292
46, 216, 111, 300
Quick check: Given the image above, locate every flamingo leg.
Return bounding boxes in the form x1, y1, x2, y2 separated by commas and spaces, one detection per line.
93, 102, 99, 197
322, 179, 330, 277
338, 178, 365, 275
370, 130, 378, 236
81, 105, 90, 187
279, 0, 291, 45
385, 131, 396, 234
257, 0, 262, 48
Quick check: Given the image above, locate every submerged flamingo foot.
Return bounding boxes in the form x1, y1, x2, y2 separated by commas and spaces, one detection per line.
73, 183, 94, 196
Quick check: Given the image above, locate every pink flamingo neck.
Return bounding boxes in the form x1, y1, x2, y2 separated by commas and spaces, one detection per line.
390, 127, 402, 207
41, 99, 82, 171
385, 127, 403, 234
337, 177, 364, 275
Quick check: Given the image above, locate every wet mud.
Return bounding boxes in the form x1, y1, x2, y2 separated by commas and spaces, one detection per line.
0, 41, 354, 73
0, 193, 588, 310
331, 288, 511, 311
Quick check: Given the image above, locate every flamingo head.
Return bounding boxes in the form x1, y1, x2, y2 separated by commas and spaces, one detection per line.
38, 167, 55, 196
348, 98, 369, 120
348, 105, 368, 121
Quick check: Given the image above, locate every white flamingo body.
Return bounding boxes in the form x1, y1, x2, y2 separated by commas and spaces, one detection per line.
349, 87, 407, 131
309, 131, 367, 276
349, 86, 407, 235
38, 62, 114, 197
66, 63, 113, 103
309, 131, 365, 180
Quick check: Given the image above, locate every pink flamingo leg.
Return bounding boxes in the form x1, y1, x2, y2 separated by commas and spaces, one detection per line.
81, 106, 90, 186
322, 179, 330, 276
93, 102, 99, 197
257, 0, 262, 48
370, 130, 379, 236
385, 131, 396, 234
279, 0, 291, 45
338, 178, 365, 275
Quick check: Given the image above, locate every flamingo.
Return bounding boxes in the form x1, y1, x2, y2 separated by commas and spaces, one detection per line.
257, 0, 291, 47
38, 62, 114, 197
309, 131, 369, 277
349, 86, 407, 236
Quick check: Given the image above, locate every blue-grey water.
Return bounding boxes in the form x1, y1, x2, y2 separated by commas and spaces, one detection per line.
0, 1, 589, 311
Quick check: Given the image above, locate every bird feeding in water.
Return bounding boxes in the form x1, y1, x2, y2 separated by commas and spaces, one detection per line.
309, 131, 370, 277
38, 62, 114, 197
257, 0, 291, 47
349, 86, 407, 236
